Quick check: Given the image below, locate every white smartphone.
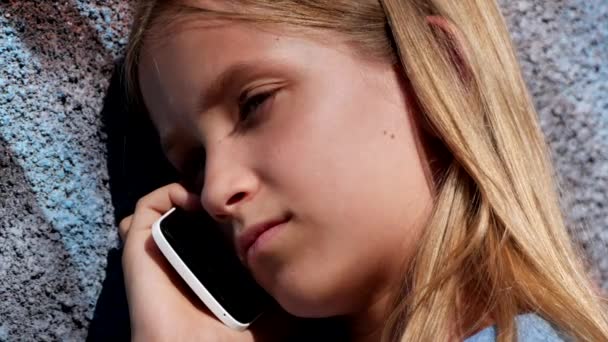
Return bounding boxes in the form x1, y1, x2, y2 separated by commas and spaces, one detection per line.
151, 207, 273, 330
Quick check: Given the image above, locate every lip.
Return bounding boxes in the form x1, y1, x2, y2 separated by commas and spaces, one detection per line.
236, 214, 291, 263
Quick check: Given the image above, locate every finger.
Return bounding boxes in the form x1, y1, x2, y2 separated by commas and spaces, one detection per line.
129, 183, 201, 235
119, 215, 133, 241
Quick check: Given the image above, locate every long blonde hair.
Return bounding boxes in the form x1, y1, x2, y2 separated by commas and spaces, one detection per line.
124, 1, 608, 341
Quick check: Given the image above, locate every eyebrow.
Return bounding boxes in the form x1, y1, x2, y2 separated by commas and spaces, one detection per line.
160, 63, 260, 155
194, 61, 271, 115
163, 59, 289, 153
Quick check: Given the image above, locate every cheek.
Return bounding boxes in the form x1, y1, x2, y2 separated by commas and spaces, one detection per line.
260, 86, 426, 218
247, 84, 433, 316
255, 85, 430, 261
256, 102, 365, 213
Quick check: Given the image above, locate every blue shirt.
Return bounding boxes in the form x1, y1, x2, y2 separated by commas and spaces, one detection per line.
465, 313, 568, 341
290, 312, 569, 341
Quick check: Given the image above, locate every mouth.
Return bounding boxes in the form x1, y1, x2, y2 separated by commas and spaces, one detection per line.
237, 213, 292, 264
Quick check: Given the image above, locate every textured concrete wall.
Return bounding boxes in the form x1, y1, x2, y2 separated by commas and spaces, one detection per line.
0, 0, 606, 341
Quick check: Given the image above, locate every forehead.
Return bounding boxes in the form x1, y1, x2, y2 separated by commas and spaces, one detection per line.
137, 11, 354, 138
138, 18, 282, 133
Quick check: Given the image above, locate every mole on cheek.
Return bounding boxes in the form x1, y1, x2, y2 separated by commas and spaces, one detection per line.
383, 130, 395, 140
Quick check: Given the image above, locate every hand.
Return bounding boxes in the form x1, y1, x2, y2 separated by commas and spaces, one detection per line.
119, 183, 296, 342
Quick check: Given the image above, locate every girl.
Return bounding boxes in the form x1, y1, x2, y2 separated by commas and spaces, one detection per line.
118, 0, 608, 341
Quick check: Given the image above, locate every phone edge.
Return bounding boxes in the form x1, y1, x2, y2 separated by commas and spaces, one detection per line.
151, 207, 253, 331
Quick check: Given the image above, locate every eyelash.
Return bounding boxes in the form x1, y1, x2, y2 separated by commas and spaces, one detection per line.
237, 91, 274, 129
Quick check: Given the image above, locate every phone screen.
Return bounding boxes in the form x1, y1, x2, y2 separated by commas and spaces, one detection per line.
159, 207, 272, 323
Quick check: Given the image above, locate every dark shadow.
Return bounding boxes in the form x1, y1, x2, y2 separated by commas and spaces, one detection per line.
86, 60, 179, 342
99, 59, 179, 227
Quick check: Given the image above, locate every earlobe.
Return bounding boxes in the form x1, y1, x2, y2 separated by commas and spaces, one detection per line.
424, 15, 472, 81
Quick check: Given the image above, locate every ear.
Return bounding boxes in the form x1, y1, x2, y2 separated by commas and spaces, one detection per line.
392, 16, 472, 142
424, 15, 472, 81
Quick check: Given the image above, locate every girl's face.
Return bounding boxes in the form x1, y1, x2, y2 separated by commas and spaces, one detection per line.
139, 9, 435, 320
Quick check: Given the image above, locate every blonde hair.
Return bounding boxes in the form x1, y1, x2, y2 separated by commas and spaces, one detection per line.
124, 1, 608, 341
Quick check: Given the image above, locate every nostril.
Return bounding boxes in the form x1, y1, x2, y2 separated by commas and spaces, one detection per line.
226, 192, 246, 206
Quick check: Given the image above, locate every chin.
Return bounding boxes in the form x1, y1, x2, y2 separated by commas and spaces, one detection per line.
269, 279, 346, 318
277, 297, 334, 318
253, 254, 350, 318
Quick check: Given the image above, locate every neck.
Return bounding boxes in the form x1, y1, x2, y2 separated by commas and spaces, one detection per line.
346, 283, 401, 342
345, 236, 416, 342
343, 281, 498, 342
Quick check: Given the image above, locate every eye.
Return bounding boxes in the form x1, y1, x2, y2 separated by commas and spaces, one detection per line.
237, 91, 274, 129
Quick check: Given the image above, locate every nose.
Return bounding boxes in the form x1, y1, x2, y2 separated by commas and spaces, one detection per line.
200, 151, 259, 223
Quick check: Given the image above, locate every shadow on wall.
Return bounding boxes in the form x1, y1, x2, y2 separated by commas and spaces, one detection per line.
86, 60, 180, 341
100, 59, 179, 227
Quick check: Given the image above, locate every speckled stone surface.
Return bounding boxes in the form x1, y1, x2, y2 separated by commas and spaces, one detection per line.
0, 0, 606, 341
